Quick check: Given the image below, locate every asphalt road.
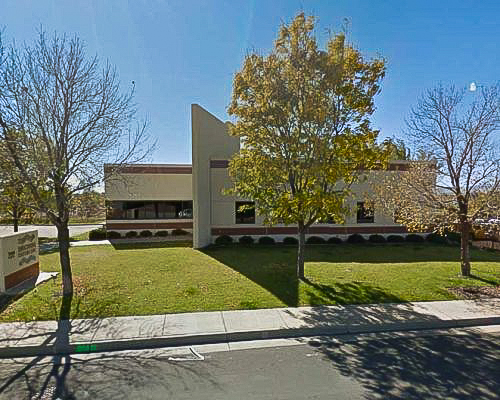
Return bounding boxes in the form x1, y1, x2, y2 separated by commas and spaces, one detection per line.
0, 329, 498, 400
0, 224, 102, 238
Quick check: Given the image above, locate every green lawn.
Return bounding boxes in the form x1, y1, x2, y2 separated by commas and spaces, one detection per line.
1, 243, 499, 322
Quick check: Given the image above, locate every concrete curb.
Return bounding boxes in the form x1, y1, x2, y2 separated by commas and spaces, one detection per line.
2, 315, 499, 359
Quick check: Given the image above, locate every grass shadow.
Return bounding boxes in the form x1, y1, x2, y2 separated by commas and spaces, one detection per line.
0, 274, 45, 314
203, 246, 407, 308
0, 294, 18, 315
304, 243, 500, 264
469, 274, 499, 286
302, 277, 403, 306
203, 245, 300, 306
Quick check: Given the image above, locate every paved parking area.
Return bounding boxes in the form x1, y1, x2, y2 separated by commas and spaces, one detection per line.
0, 224, 102, 238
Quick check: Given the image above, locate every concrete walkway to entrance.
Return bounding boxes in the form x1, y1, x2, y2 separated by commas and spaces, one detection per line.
0, 299, 499, 358
39, 237, 192, 252
0, 224, 102, 238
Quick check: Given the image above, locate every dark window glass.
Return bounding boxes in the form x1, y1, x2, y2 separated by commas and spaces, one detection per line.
138, 202, 156, 219
235, 201, 255, 224
124, 202, 145, 219
157, 202, 179, 219
106, 200, 193, 220
106, 201, 125, 219
357, 202, 374, 223
180, 201, 193, 219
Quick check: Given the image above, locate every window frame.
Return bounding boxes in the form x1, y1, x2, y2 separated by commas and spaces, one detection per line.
235, 201, 256, 224
356, 201, 374, 224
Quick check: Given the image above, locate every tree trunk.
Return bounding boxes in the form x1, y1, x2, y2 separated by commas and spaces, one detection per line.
57, 223, 74, 295
297, 224, 306, 280
460, 221, 471, 277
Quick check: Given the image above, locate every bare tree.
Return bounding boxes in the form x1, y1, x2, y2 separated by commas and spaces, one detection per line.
374, 84, 500, 276
0, 30, 154, 295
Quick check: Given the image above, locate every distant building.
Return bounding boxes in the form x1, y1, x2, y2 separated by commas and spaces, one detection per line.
105, 104, 409, 247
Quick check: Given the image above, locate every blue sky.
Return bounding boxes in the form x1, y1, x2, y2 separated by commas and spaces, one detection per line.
2, 0, 499, 164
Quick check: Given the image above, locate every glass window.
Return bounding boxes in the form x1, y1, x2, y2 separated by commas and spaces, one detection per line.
137, 202, 156, 219
106, 200, 193, 220
124, 202, 145, 219
106, 201, 125, 219
235, 201, 255, 224
357, 202, 374, 223
157, 202, 179, 219
180, 201, 193, 219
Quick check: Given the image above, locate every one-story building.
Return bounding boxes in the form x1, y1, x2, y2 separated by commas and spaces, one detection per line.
105, 104, 409, 248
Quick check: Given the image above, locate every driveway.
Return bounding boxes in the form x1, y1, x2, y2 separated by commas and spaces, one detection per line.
0, 224, 103, 238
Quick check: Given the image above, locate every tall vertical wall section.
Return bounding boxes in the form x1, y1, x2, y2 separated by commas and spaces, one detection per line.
191, 104, 239, 248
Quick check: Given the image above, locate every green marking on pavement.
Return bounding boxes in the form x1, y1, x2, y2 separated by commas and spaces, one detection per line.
75, 344, 97, 353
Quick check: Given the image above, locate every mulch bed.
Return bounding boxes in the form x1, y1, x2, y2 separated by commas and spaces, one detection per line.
448, 286, 500, 299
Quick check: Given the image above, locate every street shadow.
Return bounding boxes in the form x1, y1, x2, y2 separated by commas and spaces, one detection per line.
0, 293, 219, 398
0, 349, 221, 399
310, 330, 500, 399
0, 294, 76, 398
202, 246, 406, 307
289, 299, 447, 333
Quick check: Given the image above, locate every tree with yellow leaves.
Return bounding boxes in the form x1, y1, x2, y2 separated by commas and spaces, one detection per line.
228, 13, 387, 279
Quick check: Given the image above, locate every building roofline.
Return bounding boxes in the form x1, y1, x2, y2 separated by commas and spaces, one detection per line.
104, 163, 192, 168
104, 164, 192, 174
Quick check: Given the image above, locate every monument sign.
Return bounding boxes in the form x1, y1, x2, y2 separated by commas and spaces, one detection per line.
0, 230, 39, 293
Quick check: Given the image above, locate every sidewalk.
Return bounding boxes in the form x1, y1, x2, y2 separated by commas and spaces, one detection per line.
0, 299, 499, 358
40, 237, 192, 251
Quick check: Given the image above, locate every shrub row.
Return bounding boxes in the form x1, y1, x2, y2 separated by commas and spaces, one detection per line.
88, 228, 189, 241
213, 233, 432, 246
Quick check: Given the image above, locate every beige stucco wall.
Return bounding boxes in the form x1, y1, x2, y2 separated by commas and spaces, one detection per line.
192, 104, 240, 247
209, 166, 400, 229
105, 173, 192, 201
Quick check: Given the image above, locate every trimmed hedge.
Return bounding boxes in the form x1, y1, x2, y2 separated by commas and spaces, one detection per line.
405, 234, 425, 243
171, 229, 188, 236
327, 236, 343, 244
347, 234, 366, 244
155, 230, 169, 237
387, 235, 405, 243
258, 236, 275, 245
426, 233, 447, 244
369, 234, 386, 244
215, 235, 233, 245
239, 235, 254, 244
140, 230, 153, 238
106, 231, 121, 239
306, 236, 326, 244
283, 236, 298, 245
89, 227, 107, 241
125, 231, 138, 238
